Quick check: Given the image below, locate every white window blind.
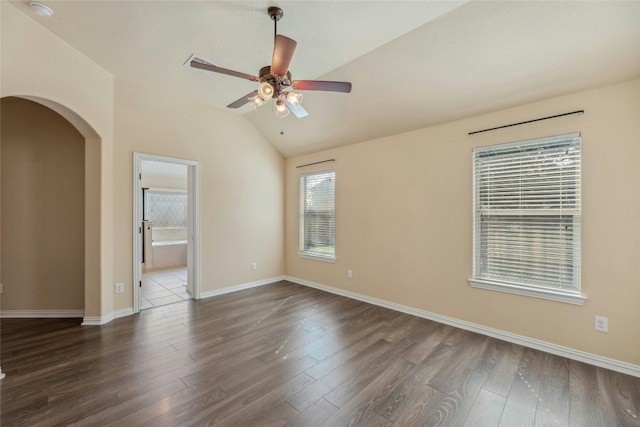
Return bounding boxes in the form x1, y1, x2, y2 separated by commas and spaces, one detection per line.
299, 171, 335, 261
472, 133, 582, 301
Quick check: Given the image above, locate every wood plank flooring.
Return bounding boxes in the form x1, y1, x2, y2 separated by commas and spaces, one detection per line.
1, 280, 639, 426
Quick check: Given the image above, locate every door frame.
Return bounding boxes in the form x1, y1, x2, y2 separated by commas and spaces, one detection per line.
132, 152, 201, 313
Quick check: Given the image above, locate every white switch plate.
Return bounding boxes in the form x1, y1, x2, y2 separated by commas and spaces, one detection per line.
251, 262, 257, 271
347, 269, 353, 279
115, 282, 124, 294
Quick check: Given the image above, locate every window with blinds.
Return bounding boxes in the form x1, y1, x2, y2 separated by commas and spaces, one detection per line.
299, 171, 336, 261
471, 132, 584, 304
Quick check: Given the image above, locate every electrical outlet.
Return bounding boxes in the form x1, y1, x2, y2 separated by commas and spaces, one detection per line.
115, 282, 124, 294
594, 316, 608, 332
251, 262, 257, 271
347, 269, 353, 279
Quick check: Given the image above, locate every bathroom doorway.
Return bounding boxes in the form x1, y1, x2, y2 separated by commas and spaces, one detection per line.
133, 153, 200, 312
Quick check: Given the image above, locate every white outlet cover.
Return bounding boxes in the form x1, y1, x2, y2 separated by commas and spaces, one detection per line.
594, 316, 608, 332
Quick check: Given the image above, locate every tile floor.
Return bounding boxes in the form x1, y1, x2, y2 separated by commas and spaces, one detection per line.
141, 266, 191, 309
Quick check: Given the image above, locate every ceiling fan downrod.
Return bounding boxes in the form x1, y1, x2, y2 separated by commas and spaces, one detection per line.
268, 7, 283, 44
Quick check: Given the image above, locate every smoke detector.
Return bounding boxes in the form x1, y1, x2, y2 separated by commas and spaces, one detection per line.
29, 2, 54, 17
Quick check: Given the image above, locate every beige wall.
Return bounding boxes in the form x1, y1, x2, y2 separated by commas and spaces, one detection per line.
1, 2, 114, 318
1, 98, 85, 310
141, 162, 188, 190
285, 79, 640, 366
112, 78, 285, 311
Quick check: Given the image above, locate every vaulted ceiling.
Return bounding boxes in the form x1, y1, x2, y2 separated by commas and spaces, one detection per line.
12, 1, 640, 157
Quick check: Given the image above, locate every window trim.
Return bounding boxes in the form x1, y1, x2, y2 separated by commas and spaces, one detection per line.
469, 132, 586, 305
469, 278, 586, 305
298, 252, 337, 264
298, 170, 336, 262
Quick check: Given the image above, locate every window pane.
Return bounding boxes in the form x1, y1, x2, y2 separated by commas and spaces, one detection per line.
147, 191, 188, 228
479, 214, 578, 290
300, 171, 335, 259
473, 133, 581, 293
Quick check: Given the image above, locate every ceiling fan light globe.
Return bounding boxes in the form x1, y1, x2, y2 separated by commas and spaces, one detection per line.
275, 100, 290, 117
276, 109, 290, 118
258, 82, 274, 99
286, 91, 303, 108
248, 95, 264, 109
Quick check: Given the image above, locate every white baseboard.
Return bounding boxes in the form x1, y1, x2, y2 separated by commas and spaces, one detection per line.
81, 316, 104, 326
82, 276, 286, 325
200, 276, 285, 300
285, 276, 640, 378
1, 310, 84, 318
114, 307, 134, 320
81, 307, 134, 326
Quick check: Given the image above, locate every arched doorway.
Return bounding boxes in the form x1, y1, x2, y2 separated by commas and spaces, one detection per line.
0, 95, 103, 321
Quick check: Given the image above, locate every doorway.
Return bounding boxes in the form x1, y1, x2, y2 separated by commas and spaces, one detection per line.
133, 153, 200, 312
1, 97, 87, 317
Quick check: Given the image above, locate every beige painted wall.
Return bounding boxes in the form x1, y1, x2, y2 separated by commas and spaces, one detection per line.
1, 2, 114, 318
141, 162, 188, 190
112, 78, 285, 311
1, 97, 85, 310
285, 79, 640, 366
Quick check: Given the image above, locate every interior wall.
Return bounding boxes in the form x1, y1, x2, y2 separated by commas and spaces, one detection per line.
141, 162, 188, 190
112, 78, 285, 311
285, 79, 640, 366
1, 2, 115, 319
1, 97, 85, 311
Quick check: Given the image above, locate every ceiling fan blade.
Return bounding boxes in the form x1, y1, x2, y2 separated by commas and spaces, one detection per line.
227, 90, 259, 109
271, 35, 297, 77
191, 60, 259, 82
291, 80, 352, 93
283, 99, 309, 119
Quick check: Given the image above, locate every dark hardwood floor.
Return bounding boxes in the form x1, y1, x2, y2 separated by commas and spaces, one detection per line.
1, 280, 639, 426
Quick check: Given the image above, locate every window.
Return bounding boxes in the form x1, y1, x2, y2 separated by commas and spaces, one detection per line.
299, 171, 336, 261
470, 133, 584, 304
145, 189, 188, 228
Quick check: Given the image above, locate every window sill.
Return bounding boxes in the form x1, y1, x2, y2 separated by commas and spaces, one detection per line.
298, 253, 336, 263
469, 278, 586, 305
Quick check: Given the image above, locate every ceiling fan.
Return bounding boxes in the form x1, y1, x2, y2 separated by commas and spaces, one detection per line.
189, 6, 352, 118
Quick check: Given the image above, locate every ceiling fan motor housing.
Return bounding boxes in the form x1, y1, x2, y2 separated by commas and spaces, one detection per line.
259, 65, 291, 98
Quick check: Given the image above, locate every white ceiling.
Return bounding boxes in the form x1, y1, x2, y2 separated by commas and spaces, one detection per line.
12, 1, 640, 158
